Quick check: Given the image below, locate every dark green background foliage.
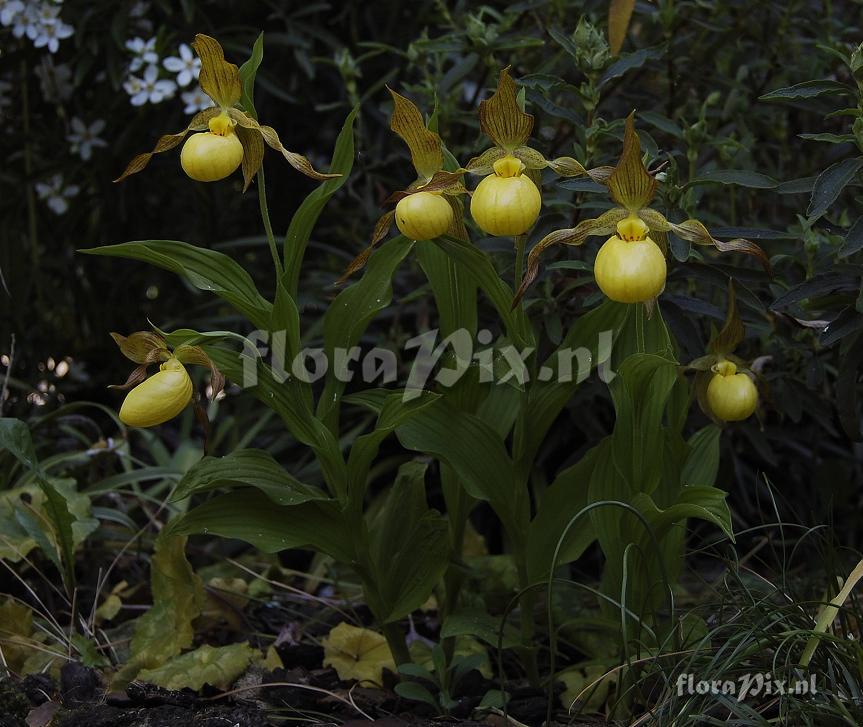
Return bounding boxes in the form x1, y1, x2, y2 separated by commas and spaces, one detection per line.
2, 1, 862, 546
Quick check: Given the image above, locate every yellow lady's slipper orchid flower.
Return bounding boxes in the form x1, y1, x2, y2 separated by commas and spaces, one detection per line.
593, 216, 666, 303
110, 331, 224, 429
470, 155, 541, 237
395, 191, 453, 241
338, 89, 467, 282
115, 34, 337, 191
514, 113, 770, 305
706, 360, 758, 422
119, 357, 193, 428
180, 113, 244, 182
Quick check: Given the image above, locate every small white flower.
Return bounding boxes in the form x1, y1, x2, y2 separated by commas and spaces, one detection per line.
0, 0, 24, 27
67, 117, 107, 161
32, 18, 74, 54
181, 85, 210, 114
163, 43, 200, 87
125, 64, 176, 106
10, 2, 36, 38
35, 173, 79, 216
125, 36, 158, 72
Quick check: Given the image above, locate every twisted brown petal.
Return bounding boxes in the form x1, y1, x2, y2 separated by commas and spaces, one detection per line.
513, 207, 628, 306
113, 107, 220, 182
337, 211, 396, 285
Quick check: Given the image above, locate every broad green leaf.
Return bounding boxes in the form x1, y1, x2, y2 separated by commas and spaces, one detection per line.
283, 106, 359, 295
681, 425, 721, 487
196, 343, 347, 495
416, 241, 477, 337
631, 486, 734, 543
434, 235, 533, 347
600, 47, 664, 87
166, 490, 353, 562
771, 272, 858, 309
759, 79, 852, 101
172, 449, 326, 506
608, 353, 679, 494
686, 170, 778, 189
0, 419, 77, 591
515, 301, 630, 475
317, 236, 416, 432
526, 447, 599, 583
394, 681, 440, 709
346, 391, 441, 502
80, 241, 271, 329
440, 608, 520, 649
368, 461, 449, 622
839, 216, 863, 258
137, 643, 256, 691
396, 400, 526, 544
238, 32, 264, 119
807, 156, 863, 219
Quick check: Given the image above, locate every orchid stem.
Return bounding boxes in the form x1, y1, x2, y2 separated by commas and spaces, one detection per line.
257, 167, 282, 280
514, 234, 526, 289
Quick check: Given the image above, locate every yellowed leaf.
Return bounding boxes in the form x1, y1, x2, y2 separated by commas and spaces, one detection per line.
388, 87, 443, 181
322, 622, 395, 685
114, 107, 219, 182
479, 67, 534, 151
192, 34, 241, 108
608, 0, 636, 56
607, 112, 656, 210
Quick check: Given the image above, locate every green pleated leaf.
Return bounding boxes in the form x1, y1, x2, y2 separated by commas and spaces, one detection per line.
395, 400, 527, 544
317, 236, 416, 432
283, 106, 359, 295
526, 446, 600, 582
367, 461, 449, 623
807, 156, 863, 219
80, 240, 271, 329
434, 235, 533, 348
172, 449, 326, 506
166, 490, 352, 562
